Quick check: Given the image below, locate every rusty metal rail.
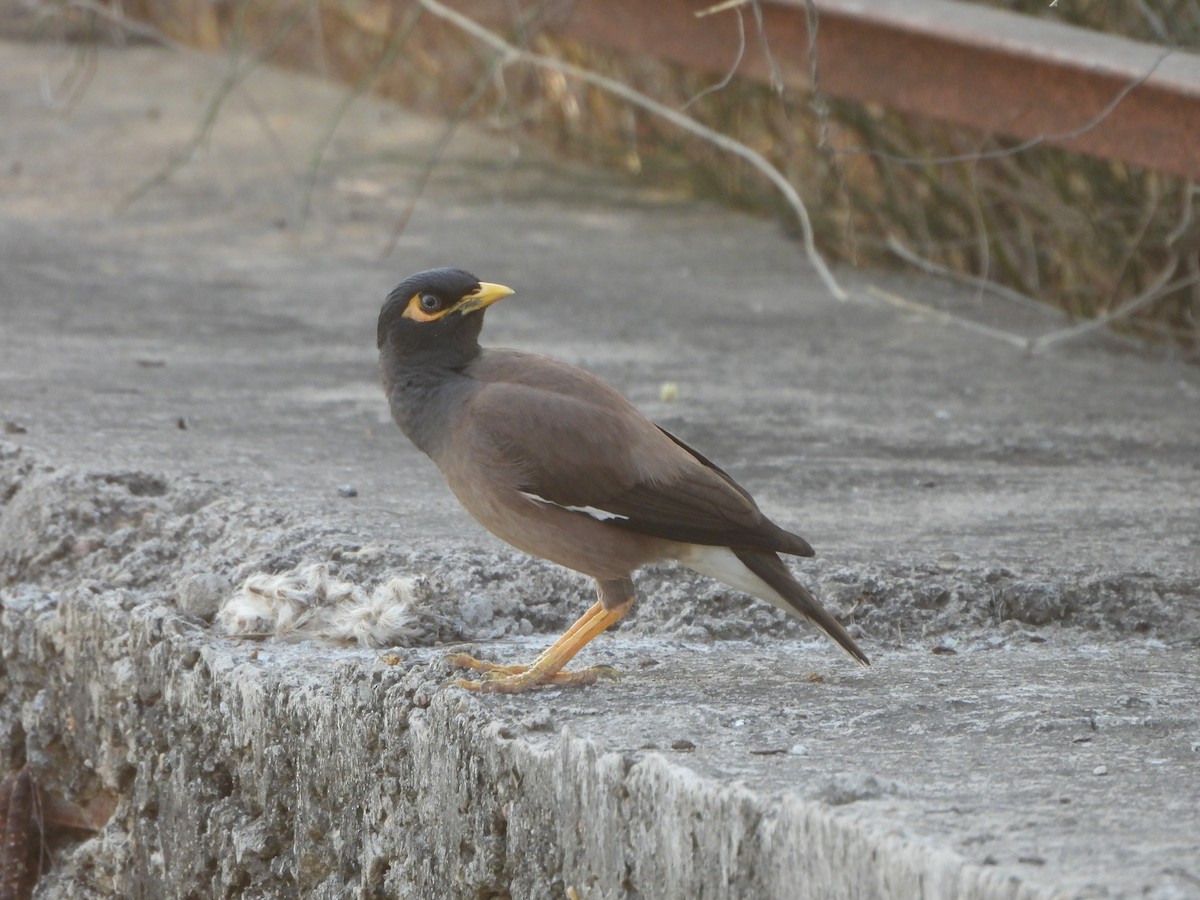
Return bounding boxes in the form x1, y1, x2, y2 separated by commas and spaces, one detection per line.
455, 0, 1200, 180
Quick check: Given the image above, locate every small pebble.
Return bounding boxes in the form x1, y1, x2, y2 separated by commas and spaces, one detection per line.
176, 572, 229, 621
337, 485, 359, 498
671, 738, 696, 751
1092, 765, 1108, 776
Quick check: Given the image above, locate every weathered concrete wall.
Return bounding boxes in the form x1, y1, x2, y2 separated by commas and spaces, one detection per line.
3, 557, 1040, 899
0, 449, 1035, 899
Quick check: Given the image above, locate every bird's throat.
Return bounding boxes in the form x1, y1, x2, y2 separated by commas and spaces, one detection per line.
383, 362, 476, 459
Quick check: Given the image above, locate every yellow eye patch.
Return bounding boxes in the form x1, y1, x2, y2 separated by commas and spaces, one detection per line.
401, 293, 453, 323
399, 282, 511, 323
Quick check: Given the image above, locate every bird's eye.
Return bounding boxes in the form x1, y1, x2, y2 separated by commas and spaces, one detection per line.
419, 294, 441, 313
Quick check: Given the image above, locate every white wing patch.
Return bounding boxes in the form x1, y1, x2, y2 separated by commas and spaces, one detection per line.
518, 490, 630, 522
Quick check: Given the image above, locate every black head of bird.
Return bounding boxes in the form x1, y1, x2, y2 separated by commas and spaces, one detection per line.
377, 267, 514, 369
378, 267, 869, 694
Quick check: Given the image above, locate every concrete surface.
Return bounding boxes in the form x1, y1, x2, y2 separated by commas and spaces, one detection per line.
1, 33, 1198, 900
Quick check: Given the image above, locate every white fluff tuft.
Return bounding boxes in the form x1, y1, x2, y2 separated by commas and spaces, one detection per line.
217, 563, 430, 648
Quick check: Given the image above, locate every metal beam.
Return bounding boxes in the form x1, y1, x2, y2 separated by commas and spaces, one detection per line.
453, 0, 1200, 180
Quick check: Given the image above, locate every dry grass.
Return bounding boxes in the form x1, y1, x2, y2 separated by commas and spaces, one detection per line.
45, 0, 1200, 355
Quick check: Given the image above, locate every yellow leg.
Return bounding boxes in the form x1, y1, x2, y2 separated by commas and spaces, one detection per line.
447, 600, 629, 694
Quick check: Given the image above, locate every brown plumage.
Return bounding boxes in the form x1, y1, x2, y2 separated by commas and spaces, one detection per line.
379, 267, 868, 693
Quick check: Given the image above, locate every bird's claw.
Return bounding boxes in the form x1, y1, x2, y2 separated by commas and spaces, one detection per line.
445, 652, 528, 676
446, 653, 620, 694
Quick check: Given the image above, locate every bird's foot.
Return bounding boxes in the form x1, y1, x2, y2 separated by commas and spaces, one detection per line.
445, 653, 529, 676
445, 653, 619, 694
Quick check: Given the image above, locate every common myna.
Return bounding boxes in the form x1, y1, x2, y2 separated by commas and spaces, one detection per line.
378, 268, 869, 693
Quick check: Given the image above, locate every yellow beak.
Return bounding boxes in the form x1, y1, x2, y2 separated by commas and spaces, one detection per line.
458, 282, 515, 315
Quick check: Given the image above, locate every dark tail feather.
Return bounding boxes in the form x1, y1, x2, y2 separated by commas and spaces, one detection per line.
735, 549, 870, 667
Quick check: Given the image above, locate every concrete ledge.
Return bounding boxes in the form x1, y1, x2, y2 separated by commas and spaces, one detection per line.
1, 513, 1041, 899
3, 450, 1196, 897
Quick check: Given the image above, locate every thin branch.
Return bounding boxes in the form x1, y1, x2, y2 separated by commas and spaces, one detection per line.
865, 285, 1033, 350
696, 0, 786, 94
65, 0, 296, 178
870, 251, 1199, 356
1029, 255, 1199, 354
1164, 183, 1199, 246
886, 236, 1056, 316
682, 5, 745, 110
803, 0, 827, 145
963, 139, 991, 305
1131, 0, 1171, 45
38, 40, 97, 114
297, 4, 426, 228
115, 3, 307, 213
381, 53, 508, 257
753, 0, 786, 95
415, 0, 846, 301
695, 0, 752, 16
64, 0, 195, 52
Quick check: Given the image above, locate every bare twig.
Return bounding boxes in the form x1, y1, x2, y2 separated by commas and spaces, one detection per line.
115, 3, 307, 213
962, 139, 994, 305
693, 1, 783, 92
870, 250, 1199, 356
683, 5, 745, 110
63, 0, 296, 179
298, 4, 426, 228
1131, 0, 1171, 44
64, 0, 194, 52
803, 0, 828, 146
695, 1, 751, 17
1029, 255, 1199, 353
415, 0, 847, 300
1164, 184, 1199, 246
865, 285, 1033, 350
752, 0, 786, 95
382, 54, 508, 256
38, 40, 97, 114
886, 236, 1057, 316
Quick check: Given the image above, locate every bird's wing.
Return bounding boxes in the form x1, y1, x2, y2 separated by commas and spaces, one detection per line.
459, 354, 812, 555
